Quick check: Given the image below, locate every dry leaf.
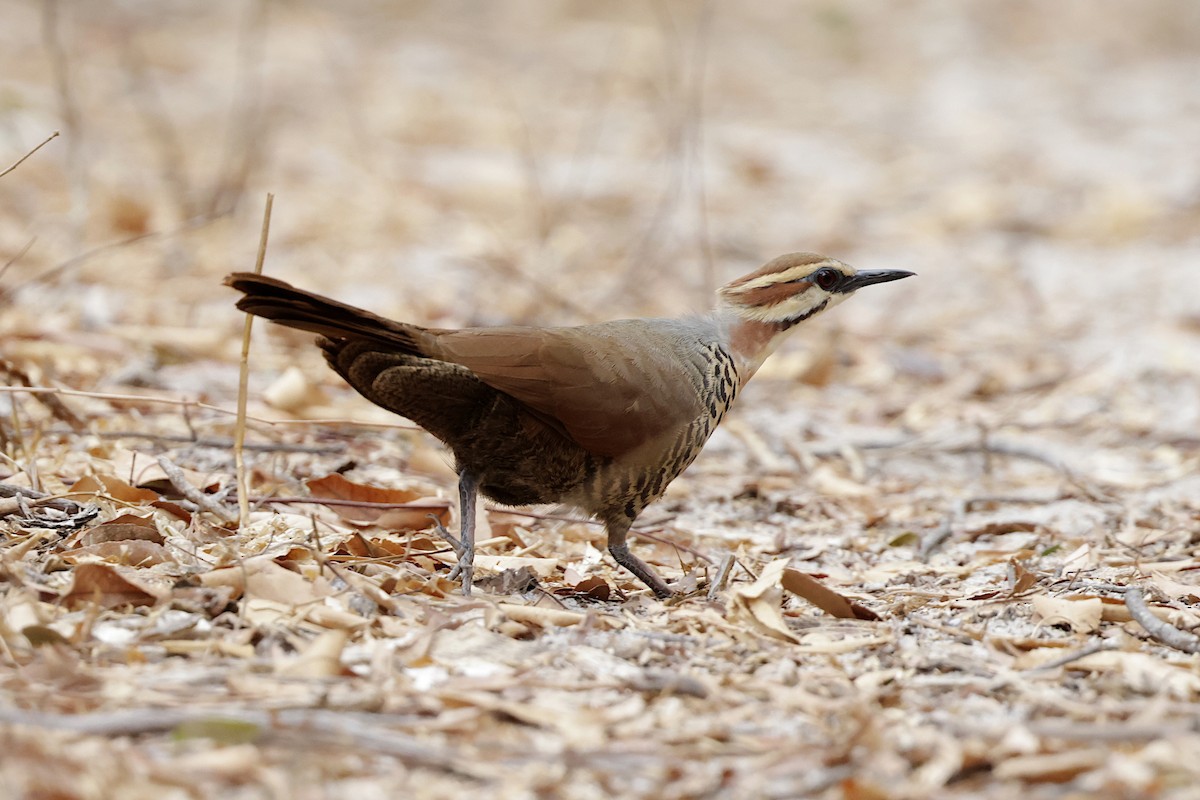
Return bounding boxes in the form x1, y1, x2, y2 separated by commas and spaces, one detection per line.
810, 465, 873, 498
62, 563, 166, 608
496, 602, 617, 629
68, 475, 159, 505
1030, 594, 1102, 633
200, 556, 330, 604
277, 629, 350, 678
570, 575, 612, 601
263, 366, 324, 412
1071, 650, 1200, 697
474, 566, 541, 594
1007, 558, 1038, 594
474, 555, 557, 578
62, 540, 176, 567
305, 473, 431, 523
77, 515, 164, 546
781, 568, 881, 620
371, 499, 452, 531
105, 448, 222, 493
727, 559, 799, 643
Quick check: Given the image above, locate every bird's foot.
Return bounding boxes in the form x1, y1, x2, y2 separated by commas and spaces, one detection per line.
429, 514, 474, 595
608, 542, 678, 599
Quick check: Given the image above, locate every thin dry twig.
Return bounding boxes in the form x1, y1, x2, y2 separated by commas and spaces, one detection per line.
0, 131, 60, 180
1028, 641, 1115, 672
0, 236, 37, 286
0, 385, 418, 430
236, 192, 275, 528
706, 553, 735, 601
0, 482, 84, 514
1125, 587, 1200, 654
253, 495, 449, 512
920, 497, 967, 560
45, 428, 343, 453
156, 455, 235, 523
0, 356, 85, 431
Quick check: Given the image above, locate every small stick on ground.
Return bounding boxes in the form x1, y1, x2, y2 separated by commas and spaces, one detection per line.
706, 553, 735, 601
1125, 587, 1200, 654
45, 428, 343, 454
235, 192, 274, 528
156, 455, 235, 523
1029, 641, 1114, 672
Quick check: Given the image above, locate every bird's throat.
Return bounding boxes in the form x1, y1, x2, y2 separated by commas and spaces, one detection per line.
726, 315, 805, 384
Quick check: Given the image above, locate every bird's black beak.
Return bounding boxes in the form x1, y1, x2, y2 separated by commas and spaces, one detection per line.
838, 269, 916, 293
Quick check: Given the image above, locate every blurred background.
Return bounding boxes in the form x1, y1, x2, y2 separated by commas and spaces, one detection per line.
2, 0, 1199, 470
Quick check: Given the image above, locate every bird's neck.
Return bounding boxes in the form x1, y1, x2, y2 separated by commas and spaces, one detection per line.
718, 311, 798, 385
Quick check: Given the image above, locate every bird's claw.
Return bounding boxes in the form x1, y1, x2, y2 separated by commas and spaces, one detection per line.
428, 513, 473, 595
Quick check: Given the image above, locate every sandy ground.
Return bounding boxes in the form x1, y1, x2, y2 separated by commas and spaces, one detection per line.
2, 2, 1200, 797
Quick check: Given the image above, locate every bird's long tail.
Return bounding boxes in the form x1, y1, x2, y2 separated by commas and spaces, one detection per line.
224, 272, 424, 354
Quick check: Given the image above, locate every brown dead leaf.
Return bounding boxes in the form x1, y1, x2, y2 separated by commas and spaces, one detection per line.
77, 514, 164, 546
62, 563, 166, 608
105, 448, 223, 493
571, 575, 612, 601
1007, 558, 1038, 594
62, 540, 176, 568
371, 499, 452, 531
151, 500, 193, 523
485, 512, 530, 546
965, 521, 1040, 540
305, 473, 437, 524
201, 556, 330, 605
781, 568, 881, 620
339, 533, 443, 558
68, 474, 159, 504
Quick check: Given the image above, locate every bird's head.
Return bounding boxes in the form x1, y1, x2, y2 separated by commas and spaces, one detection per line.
718, 252, 914, 327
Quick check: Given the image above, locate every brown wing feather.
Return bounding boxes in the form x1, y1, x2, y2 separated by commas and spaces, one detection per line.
427, 321, 708, 458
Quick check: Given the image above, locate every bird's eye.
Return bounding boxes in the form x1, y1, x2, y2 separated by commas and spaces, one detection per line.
813, 268, 840, 291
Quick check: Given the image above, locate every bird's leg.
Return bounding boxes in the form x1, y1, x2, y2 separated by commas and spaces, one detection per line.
432, 470, 477, 595
605, 515, 676, 599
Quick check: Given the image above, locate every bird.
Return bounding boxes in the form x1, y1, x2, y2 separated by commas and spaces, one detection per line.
225, 253, 913, 598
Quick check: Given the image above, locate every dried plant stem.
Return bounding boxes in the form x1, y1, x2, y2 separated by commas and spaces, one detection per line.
1125, 587, 1200, 654
155, 455, 235, 523
0, 385, 418, 430
44, 428, 342, 453
0, 131, 60, 180
236, 193, 274, 528
706, 553, 736, 601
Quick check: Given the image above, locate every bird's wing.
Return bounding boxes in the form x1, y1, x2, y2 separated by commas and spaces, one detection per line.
427, 320, 709, 458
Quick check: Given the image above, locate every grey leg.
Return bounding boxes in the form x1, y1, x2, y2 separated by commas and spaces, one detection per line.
435, 471, 477, 595
605, 515, 675, 599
